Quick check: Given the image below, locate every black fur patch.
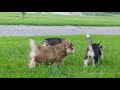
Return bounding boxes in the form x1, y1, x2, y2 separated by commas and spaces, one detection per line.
43, 38, 64, 46
92, 43, 102, 63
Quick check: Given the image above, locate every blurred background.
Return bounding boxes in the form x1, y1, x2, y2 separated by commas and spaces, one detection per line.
0, 12, 120, 26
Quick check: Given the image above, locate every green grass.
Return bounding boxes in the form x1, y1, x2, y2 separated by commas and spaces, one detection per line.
0, 35, 120, 78
1, 12, 120, 26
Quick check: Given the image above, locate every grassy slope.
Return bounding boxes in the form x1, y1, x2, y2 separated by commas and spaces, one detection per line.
0, 35, 120, 78
0, 12, 120, 26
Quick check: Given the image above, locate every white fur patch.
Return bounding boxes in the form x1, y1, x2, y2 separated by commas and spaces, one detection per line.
30, 39, 35, 46
29, 57, 36, 68
66, 48, 76, 55
29, 50, 36, 68
100, 46, 104, 60
84, 59, 89, 66
86, 49, 95, 66
72, 49, 76, 53
42, 44, 47, 46
29, 39, 37, 51
91, 58, 95, 66
29, 51, 35, 58
86, 34, 90, 38
66, 48, 71, 54
100, 54, 104, 61
87, 50, 95, 57
29, 39, 37, 68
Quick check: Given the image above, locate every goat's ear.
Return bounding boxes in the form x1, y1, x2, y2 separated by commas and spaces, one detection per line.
68, 40, 70, 43
65, 39, 70, 43
98, 42, 101, 45
65, 41, 69, 48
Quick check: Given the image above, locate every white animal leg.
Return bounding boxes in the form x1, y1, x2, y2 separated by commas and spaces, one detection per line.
84, 58, 89, 67
29, 57, 36, 68
91, 58, 95, 66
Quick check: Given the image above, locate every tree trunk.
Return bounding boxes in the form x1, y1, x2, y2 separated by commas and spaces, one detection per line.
22, 12, 26, 17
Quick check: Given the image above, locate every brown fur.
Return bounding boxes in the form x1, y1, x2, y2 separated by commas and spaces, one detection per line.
29, 40, 76, 68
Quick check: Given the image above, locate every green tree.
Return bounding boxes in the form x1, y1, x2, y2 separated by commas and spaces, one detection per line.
21, 12, 26, 17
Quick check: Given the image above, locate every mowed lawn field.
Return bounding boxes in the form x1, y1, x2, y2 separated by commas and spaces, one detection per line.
1, 12, 120, 26
0, 35, 120, 78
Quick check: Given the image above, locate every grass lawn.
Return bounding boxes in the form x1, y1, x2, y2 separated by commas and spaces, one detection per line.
0, 12, 120, 26
0, 35, 120, 78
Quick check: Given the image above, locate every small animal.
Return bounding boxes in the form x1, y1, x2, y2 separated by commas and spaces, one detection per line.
29, 39, 76, 68
84, 34, 103, 66
42, 38, 64, 46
